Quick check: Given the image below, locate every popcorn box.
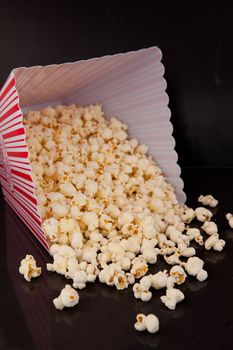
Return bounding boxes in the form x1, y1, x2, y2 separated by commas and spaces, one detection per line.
0, 47, 185, 251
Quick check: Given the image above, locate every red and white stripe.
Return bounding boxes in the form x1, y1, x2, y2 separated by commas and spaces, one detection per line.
0, 74, 48, 251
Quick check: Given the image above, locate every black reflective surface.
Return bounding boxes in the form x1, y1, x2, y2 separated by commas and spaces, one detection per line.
0, 168, 233, 350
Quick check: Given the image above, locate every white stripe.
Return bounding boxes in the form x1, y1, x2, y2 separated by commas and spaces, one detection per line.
3, 134, 26, 143
1, 122, 24, 136
9, 160, 30, 169
0, 96, 19, 119
0, 110, 22, 129
13, 180, 37, 198
0, 87, 18, 111
5, 194, 45, 240
13, 190, 40, 217
12, 176, 34, 192
10, 165, 32, 177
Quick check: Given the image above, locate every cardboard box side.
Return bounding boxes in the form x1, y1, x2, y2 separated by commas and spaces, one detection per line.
0, 73, 48, 250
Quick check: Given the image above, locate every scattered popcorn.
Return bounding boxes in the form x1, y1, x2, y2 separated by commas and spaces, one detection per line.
73, 270, 87, 289
134, 313, 159, 334
195, 207, 213, 222
198, 194, 218, 208
19, 255, 41, 282
24, 104, 226, 318
226, 213, 233, 228
53, 284, 79, 310
161, 288, 184, 310
201, 221, 218, 235
184, 257, 204, 279
204, 234, 225, 252
170, 265, 187, 285
196, 269, 208, 282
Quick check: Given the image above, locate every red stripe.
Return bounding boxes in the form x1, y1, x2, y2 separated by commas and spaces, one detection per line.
0, 102, 19, 124
0, 173, 7, 181
11, 169, 32, 182
9, 193, 40, 225
12, 176, 34, 189
6, 144, 26, 149
5, 138, 25, 144
10, 164, 30, 171
0, 93, 18, 114
0, 77, 15, 101
1, 121, 21, 133
14, 184, 37, 205
7, 151, 28, 158
13, 180, 34, 194
5, 197, 48, 251
3, 127, 24, 140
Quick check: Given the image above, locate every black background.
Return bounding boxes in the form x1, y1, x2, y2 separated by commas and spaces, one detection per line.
0, 1, 233, 167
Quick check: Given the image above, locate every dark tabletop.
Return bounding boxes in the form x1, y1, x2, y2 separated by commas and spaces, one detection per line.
0, 168, 233, 350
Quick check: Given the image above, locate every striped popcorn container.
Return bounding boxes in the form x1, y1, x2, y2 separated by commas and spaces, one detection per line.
0, 47, 185, 252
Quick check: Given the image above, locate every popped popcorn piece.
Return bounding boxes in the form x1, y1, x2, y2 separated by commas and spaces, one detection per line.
226, 213, 233, 228
185, 257, 204, 277
170, 265, 187, 285
145, 314, 159, 334
130, 262, 148, 279
134, 313, 147, 332
204, 233, 225, 251
198, 194, 218, 208
134, 313, 159, 334
196, 269, 208, 282
160, 288, 184, 310
19, 255, 41, 282
73, 270, 87, 289
195, 207, 213, 222
53, 284, 79, 310
133, 283, 152, 302
151, 270, 168, 290
201, 221, 218, 235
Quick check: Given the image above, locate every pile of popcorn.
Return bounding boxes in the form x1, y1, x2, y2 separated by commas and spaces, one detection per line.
21, 103, 230, 332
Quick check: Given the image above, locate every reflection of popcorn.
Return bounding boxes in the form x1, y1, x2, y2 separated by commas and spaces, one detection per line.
19, 255, 41, 282
53, 284, 79, 310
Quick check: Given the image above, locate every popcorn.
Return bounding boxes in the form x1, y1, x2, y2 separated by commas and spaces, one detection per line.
170, 265, 187, 285
201, 221, 218, 235
195, 207, 213, 222
24, 104, 225, 317
204, 234, 225, 251
151, 270, 168, 290
73, 270, 87, 289
198, 194, 218, 208
196, 269, 208, 282
53, 284, 79, 310
226, 213, 233, 228
130, 262, 148, 279
184, 257, 204, 277
145, 314, 160, 334
19, 255, 41, 282
133, 283, 152, 302
134, 313, 159, 334
161, 288, 184, 310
